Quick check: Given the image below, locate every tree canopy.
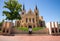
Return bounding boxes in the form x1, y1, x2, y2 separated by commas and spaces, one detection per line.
3, 0, 22, 20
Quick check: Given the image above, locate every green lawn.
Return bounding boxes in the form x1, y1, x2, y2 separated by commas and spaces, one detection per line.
16, 27, 45, 31
16, 27, 28, 31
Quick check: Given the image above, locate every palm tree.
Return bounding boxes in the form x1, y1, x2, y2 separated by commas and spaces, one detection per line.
3, 0, 22, 22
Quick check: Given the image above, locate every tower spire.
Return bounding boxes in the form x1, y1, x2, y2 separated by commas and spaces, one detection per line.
35, 5, 37, 10
23, 4, 25, 10
21, 4, 26, 15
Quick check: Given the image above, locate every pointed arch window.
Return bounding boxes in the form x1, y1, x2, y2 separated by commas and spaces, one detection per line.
29, 18, 31, 22
36, 13, 38, 16
26, 18, 28, 23
32, 18, 34, 23
22, 12, 24, 14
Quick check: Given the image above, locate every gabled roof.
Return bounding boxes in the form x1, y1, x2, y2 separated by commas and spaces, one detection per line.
27, 9, 33, 14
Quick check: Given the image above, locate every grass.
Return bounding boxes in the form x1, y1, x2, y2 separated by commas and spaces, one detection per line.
16, 27, 45, 31
16, 27, 28, 31
32, 27, 45, 31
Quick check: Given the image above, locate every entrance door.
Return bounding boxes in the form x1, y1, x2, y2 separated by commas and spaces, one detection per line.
28, 25, 32, 28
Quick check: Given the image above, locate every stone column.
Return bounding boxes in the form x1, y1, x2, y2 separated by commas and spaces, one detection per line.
53, 22, 55, 34
5, 22, 12, 35
56, 22, 59, 34
50, 22, 52, 34
2, 22, 7, 34
6, 22, 10, 34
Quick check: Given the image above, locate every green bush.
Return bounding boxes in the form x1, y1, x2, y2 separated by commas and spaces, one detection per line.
16, 27, 28, 31
32, 27, 44, 31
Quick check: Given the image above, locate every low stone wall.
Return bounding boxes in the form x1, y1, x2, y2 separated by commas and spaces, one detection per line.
12, 28, 28, 34
32, 28, 49, 34
11, 27, 49, 34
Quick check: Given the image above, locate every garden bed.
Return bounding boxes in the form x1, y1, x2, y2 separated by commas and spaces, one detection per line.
0, 30, 2, 35
16, 27, 45, 31
14, 27, 49, 34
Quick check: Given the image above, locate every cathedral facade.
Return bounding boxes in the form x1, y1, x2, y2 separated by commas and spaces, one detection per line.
15, 5, 45, 28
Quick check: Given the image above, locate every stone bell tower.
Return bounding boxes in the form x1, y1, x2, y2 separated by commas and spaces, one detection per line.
34, 5, 39, 27
21, 4, 26, 15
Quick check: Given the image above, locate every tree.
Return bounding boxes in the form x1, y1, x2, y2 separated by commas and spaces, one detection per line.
3, 0, 22, 22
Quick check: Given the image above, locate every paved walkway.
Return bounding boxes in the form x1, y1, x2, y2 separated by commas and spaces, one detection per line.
0, 35, 60, 41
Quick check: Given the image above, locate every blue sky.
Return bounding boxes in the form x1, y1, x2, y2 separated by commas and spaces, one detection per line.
0, 0, 60, 23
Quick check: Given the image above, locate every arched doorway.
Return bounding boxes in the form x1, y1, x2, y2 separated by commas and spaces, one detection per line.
28, 25, 32, 28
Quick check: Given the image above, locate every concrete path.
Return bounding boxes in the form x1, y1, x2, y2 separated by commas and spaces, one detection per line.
0, 35, 60, 41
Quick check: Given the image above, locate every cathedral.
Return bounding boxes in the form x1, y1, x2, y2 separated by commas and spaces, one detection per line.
15, 5, 45, 28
